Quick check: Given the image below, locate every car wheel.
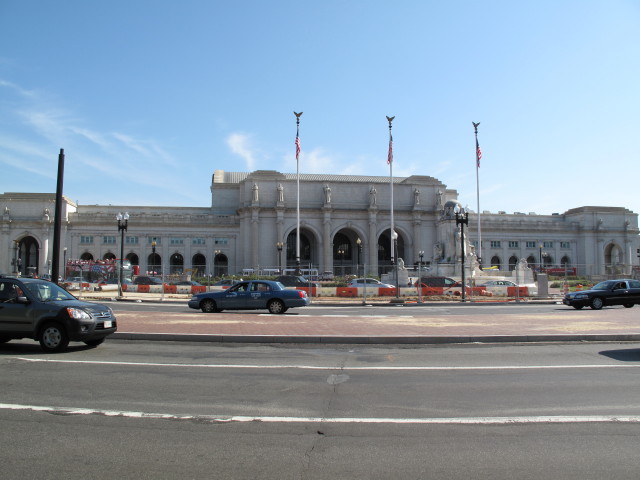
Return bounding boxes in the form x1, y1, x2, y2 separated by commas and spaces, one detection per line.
572, 305, 584, 310
268, 299, 285, 314
201, 299, 218, 313
623, 304, 634, 309
84, 338, 105, 347
38, 322, 69, 353
590, 297, 604, 310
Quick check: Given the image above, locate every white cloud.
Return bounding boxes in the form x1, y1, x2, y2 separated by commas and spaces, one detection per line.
226, 133, 257, 171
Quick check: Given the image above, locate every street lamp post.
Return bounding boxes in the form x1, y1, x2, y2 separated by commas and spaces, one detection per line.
151, 239, 157, 275
276, 242, 284, 273
63, 247, 67, 282
116, 212, 129, 297
455, 206, 469, 302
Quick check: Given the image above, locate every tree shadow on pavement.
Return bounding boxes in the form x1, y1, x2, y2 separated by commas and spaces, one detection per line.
599, 348, 640, 362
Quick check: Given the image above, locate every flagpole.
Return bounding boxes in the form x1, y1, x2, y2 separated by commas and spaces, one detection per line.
294, 112, 303, 275
386, 116, 395, 266
386, 115, 402, 302
473, 121, 482, 267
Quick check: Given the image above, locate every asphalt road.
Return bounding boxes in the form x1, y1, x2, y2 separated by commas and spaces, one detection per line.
2, 340, 640, 479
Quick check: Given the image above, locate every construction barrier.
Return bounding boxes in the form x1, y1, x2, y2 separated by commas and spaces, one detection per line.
78, 283, 538, 298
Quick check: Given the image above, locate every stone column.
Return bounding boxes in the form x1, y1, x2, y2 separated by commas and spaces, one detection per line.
323, 207, 332, 273
368, 209, 378, 275
251, 207, 260, 270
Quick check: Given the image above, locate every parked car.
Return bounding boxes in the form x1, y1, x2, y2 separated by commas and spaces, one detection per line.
415, 276, 458, 288
212, 279, 239, 288
0, 275, 117, 352
319, 271, 335, 281
275, 275, 319, 288
188, 280, 309, 314
133, 276, 164, 285
563, 279, 640, 310
348, 278, 394, 288
170, 280, 202, 286
481, 280, 517, 287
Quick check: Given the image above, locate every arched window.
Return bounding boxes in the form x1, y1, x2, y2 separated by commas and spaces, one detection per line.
490, 256, 501, 270
80, 252, 94, 261
103, 252, 115, 261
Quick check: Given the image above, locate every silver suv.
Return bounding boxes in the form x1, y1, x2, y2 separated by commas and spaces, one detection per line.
0, 276, 117, 352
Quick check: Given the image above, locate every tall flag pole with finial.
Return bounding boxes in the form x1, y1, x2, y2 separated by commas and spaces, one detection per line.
386, 115, 396, 274
294, 112, 303, 274
473, 121, 482, 267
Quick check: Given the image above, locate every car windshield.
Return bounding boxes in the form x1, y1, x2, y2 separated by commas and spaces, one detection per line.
591, 281, 613, 291
24, 282, 76, 302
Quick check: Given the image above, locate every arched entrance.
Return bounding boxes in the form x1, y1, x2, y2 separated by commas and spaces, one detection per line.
490, 256, 501, 270
508, 256, 518, 271
192, 253, 206, 276
377, 229, 405, 276
16, 236, 39, 277
332, 228, 365, 277
126, 253, 139, 266
286, 228, 316, 269
604, 243, 624, 275
148, 252, 161, 275
526, 255, 536, 268
170, 253, 184, 274
214, 253, 228, 277
103, 252, 116, 261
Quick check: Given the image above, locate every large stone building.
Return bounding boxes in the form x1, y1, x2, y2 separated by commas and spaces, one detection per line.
1, 169, 638, 279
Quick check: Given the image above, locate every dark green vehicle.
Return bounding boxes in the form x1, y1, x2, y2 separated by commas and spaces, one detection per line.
0, 275, 117, 352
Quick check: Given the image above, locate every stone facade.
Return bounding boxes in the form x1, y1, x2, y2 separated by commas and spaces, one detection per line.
1, 170, 639, 279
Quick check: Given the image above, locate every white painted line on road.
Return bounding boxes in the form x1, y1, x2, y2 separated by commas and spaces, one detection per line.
1, 402, 640, 425
12, 357, 640, 371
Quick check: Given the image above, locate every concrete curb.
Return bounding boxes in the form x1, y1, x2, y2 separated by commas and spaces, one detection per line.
111, 332, 640, 345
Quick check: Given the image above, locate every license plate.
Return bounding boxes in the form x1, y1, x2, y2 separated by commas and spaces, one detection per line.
103, 320, 113, 328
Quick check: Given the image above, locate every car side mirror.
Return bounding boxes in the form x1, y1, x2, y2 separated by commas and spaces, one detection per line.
17, 296, 30, 304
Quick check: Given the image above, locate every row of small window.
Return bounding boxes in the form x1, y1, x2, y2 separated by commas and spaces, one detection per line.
79, 236, 229, 246
481, 241, 571, 249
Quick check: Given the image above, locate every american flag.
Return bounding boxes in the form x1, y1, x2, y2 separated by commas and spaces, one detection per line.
476, 140, 482, 168
295, 135, 301, 161
387, 134, 393, 164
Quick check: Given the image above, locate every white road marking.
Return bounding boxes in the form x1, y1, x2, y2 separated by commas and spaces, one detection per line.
12, 357, 640, 371
1, 402, 639, 425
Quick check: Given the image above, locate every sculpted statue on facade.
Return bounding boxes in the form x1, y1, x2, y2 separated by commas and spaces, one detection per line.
277, 183, 284, 203
433, 241, 443, 261
324, 184, 331, 204
369, 186, 377, 206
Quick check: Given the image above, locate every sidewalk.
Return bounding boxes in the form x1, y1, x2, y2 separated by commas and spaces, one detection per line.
79, 290, 640, 345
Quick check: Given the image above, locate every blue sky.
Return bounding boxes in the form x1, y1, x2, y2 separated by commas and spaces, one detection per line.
1, 0, 639, 216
